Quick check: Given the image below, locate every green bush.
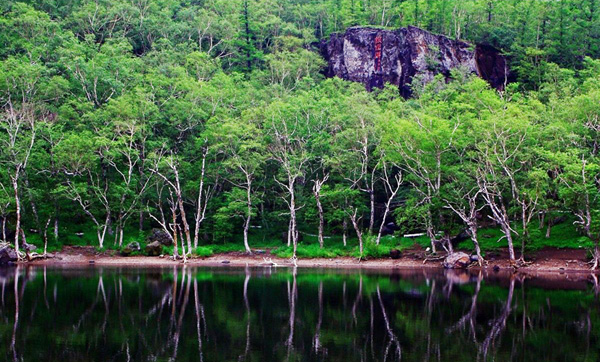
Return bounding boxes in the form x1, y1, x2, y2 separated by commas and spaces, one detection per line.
194, 246, 214, 257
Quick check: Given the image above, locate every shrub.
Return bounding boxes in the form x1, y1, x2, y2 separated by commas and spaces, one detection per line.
194, 246, 214, 257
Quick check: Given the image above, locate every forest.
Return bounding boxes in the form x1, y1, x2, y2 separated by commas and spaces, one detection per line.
1, 0, 600, 267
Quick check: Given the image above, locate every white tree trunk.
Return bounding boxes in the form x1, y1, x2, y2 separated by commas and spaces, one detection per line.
243, 180, 252, 254
12, 176, 21, 255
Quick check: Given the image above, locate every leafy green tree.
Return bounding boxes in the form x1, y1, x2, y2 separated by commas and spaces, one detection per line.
206, 116, 266, 253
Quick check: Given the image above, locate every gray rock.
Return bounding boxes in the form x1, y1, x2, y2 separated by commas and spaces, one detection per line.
0, 242, 18, 265
22, 242, 37, 253
145, 241, 163, 257
389, 249, 402, 259
320, 26, 511, 97
121, 241, 141, 256
442, 252, 472, 269
147, 228, 173, 246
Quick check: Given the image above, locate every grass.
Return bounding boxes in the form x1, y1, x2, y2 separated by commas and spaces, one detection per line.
456, 219, 594, 253
20, 217, 594, 259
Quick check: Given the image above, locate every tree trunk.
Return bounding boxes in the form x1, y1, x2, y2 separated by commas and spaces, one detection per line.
172, 207, 179, 258
368, 190, 375, 234
426, 209, 437, 253
139, 209, 144, 233
23, 173, 41, 239
193, 152, 208, 249
43, 218, 51, 257
243, 182, 252, 254
12, 176, 21, 255
177, 193, 192, 255
502, 223, 516, 263
469, 223, 483, 265
350, 211, 364, 259
98, 214, 110, 249
290, 189, 298, 258
1, 216, 6, 242
342, 218, 348, 247
53, 199, 59, 241
376, 177, 401, 245
287, 218, 292, 247
314, 187, 325, 249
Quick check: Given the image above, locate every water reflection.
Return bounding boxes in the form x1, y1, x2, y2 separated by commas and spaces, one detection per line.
0, 265, 598, 361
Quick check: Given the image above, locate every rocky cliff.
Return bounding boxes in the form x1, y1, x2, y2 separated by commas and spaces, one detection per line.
320, 26, 510, 97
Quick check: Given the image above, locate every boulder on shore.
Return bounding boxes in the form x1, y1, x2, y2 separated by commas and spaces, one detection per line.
442, 252, 472, 269
22, 242, 37, 253
147, 228, 173, 246
145, 241, 163, 256
389, 249, 402, 259
0, 243, 17, 265
121, 241, 141, 256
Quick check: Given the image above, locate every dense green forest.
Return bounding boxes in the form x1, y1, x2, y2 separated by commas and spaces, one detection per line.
2, 0, 600, 266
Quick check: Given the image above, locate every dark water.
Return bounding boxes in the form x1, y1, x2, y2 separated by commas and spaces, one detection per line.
0, 266, 599, 361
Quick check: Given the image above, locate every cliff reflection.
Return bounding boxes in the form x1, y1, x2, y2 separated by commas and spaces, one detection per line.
0, 266, 598, 361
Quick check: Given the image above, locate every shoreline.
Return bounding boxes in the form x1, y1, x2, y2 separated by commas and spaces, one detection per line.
23, 246, 600, 277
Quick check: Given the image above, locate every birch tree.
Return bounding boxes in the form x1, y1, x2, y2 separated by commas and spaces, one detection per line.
207, 117, 265, 253
0, 102, 37, 254
265, 100, 317, 260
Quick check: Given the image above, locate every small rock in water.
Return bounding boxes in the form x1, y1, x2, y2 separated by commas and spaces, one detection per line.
493, 265, 500, 272
221, 260, 230, 264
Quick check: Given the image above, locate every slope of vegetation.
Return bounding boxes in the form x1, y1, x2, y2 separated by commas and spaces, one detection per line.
1, 1, 600, 266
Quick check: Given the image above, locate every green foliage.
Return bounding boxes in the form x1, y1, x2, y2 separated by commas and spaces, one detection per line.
2, 0, 600, 262
194, 246, 214, 258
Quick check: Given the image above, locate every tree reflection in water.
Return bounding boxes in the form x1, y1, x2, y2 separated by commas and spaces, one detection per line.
0, 266, 598, 361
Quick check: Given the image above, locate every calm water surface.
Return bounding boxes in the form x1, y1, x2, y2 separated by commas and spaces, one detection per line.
0, 265, 599, 361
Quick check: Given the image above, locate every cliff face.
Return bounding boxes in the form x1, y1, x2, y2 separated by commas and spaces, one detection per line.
320, 26, 509, 96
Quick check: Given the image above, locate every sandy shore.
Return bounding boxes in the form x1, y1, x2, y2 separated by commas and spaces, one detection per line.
25, 246, 600, 277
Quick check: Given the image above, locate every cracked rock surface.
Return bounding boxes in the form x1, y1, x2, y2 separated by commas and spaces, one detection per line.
320, 26, 510, 96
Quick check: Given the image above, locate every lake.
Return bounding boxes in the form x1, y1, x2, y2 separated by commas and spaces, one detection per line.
0, 265, 598, 361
